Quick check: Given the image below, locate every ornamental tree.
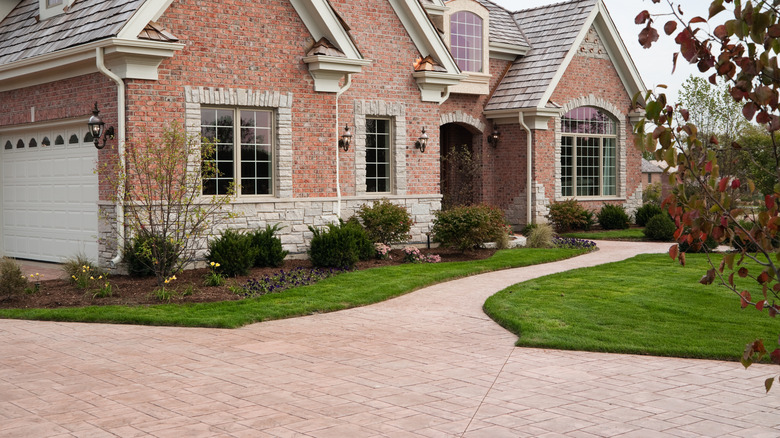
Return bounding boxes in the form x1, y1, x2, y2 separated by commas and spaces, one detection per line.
635, 0, 780, 391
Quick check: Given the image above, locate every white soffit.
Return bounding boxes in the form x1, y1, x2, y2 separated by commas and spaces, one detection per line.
289, 0, 363, 60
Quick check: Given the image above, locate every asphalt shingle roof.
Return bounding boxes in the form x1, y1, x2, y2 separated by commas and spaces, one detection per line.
0, 0, 146, 66
486, 0, 597, 111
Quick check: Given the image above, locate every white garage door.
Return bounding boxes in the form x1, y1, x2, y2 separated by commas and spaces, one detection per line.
1, 125, 99, 263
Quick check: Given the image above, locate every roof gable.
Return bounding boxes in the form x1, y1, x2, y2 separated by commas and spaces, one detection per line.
486, 0, 646, 112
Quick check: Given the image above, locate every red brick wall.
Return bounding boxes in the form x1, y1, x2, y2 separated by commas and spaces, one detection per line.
542, 49, 643, 212
120, 0, 445, 198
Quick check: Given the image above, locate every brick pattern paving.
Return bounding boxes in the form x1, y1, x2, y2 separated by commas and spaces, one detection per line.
2, 241, 779, 437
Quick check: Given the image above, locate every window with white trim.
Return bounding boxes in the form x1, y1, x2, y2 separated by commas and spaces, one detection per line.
366, 118, 391, 193
561, 107, 617, 197
450, 11, 483, 73
201, 108, 274, 196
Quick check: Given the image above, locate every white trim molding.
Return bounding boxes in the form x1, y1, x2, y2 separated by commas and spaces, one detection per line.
303, 56, 372, 93
0, 38, 184, 92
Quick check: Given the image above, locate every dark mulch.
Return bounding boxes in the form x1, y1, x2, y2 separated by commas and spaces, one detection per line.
1, 248, 495, 309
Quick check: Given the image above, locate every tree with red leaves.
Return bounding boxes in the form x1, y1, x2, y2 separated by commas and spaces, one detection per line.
635, 0, 780, 392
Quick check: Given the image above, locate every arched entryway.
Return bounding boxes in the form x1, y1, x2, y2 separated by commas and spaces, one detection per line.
440, 122, 483, 209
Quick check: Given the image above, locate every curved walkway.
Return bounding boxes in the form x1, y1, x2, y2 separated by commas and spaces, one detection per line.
1, 241, 779, 437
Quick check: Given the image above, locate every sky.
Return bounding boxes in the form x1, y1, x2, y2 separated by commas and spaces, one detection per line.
489, 0, 719, 103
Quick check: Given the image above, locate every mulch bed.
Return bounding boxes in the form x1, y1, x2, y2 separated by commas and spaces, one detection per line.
0, 248, 495, 309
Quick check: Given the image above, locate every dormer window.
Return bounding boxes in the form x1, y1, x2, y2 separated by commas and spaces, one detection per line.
450, 11, 483, 73
39, 0, 73, 20
442, 0, 490, 95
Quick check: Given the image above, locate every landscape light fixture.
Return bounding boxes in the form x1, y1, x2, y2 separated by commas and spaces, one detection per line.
414, 126, 429, 152
338, 124, 352, 151
87, 102, 114, 150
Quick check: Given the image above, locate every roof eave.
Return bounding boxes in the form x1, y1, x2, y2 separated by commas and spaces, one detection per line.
0, 38, 184, 92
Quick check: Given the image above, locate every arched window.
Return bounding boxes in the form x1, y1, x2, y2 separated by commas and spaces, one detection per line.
55, 135, 65, 145
69, 134, 79, 144
41, 136, 51, 146
84, 132, 93, 143
4, 140, 12, 150
561, 107, 617, 197
450, 11, 483, 72
16, 139, 24, 149
29, 138, 37, 148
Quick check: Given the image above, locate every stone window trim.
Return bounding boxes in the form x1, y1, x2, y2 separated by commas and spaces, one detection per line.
352, 100, 407, 196
554, 95, 627, 201
185, 86, 293, 199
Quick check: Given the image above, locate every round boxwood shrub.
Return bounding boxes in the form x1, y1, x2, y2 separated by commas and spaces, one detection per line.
308, 219, 374, 268
357, 199, 413, 245
207, 229, 259, 277
431, 204, 507, 251
643, 213, 676, 241
250, 224, 288, 267
597, 204, 630, 230
125, 233, 180, 278
635, 203, 663, 227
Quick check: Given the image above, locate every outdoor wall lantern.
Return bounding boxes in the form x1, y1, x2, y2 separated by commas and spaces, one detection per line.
487, 126, 500, 147
338, 124, 352, 151
87, 102, 115, 150
414, 126, 428, 152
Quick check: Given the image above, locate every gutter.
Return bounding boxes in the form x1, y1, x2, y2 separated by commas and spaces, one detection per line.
334, 74, 353, 221
95, 47, 126, 267
518, 112, 532, 225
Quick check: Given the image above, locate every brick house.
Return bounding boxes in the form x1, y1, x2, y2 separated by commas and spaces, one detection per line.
0, 0, 646, 266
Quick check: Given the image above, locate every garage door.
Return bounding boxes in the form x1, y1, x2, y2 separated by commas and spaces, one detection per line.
1, 124, 99, 263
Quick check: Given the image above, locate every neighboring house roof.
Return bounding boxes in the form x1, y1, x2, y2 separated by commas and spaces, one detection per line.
485, 0, 646, 113
642, 158, 663, 174
487, 0, 596, 111
474, 0, 528, 47
0, 0, 147, 67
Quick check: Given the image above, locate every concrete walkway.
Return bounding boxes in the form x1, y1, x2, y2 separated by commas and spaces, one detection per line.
1, 241, 779, 437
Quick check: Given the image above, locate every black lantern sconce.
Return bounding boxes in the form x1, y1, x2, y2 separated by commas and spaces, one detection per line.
87, 102, 115, 150
487, 126, 500, 147
338, 124, 352, 151
414, 126, 429, 153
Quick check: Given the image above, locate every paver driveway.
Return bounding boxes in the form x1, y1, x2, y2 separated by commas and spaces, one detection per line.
2, 241, 779, 437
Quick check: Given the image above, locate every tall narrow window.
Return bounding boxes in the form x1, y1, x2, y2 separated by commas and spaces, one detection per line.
201, 108, 274, 196
450, 11, 483, 72
366, 118, 391, 193
560, 107, 617, 197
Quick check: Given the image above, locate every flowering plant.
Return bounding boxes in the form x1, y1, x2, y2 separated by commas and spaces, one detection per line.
402, 246, 441, 264
204, 261, 225, 286
374, 243, 391, 260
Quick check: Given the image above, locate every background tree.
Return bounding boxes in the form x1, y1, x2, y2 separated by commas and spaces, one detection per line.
635, 0, 780, 391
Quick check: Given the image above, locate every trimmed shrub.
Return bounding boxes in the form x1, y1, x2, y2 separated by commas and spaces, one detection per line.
63, 253, 102, 280
635, 203, 663, 227
548, 199, 593, 232
0, 257, 26, 298
207, 229, 259, 277
357, 199, 413, 245
250, 224, 288, 267
125, 233, 180, 278
643, 214, 676, 241
526, 223, 555, 248
308, 220, 375, 268
597, 204, 630, 230
431, 204, 507, 251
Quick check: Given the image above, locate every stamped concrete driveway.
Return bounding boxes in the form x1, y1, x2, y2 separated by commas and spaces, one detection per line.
2, 241, 779, 437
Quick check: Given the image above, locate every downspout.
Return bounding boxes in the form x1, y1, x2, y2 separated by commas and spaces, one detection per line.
95, 47, 126, 266
518, 112, 532, 225
334, 74, 352, 221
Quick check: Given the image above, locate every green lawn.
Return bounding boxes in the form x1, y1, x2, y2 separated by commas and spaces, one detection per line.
560, 228, 647, 240
484, 253, 779, 361
0, 248, 585, 328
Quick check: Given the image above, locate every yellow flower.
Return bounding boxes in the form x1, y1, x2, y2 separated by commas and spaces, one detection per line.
71, 275, 76, 279
214, 263, 220, 268
90, 276, 94, 280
